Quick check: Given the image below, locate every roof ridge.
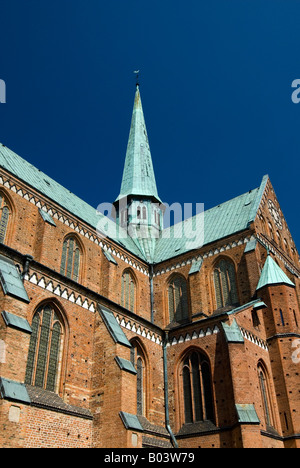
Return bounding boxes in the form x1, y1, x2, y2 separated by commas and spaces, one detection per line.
247, 174, 269, 226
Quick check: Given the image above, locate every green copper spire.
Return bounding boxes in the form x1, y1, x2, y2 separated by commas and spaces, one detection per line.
256, 254, 295, 290
115, 85, 162, 204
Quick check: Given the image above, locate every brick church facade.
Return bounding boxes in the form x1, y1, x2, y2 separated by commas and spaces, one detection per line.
0, 85, 299, 448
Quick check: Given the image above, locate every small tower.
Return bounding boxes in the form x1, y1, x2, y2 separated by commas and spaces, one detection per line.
114, 84, 165, 262
256, 253, 300, 444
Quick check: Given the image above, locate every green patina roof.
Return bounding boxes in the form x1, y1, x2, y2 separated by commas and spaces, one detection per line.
0, 139, 268, 264
0, 142, 146, 260
0, 377, 31, 404
1, 310, 32, 334
189, 259, 203, 275
256, 254, 295, 290
221, 319, 244, 343
119, 411, 144, 432
39, 208, 56, 227
115, 356, 137, 375
235, 404, 260, 424
0, 254, 30, 303
115, 85, 162, 204
154, 175, 269, 263
99, 305, 132, 348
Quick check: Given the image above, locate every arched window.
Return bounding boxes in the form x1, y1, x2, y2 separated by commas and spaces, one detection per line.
213, 259, 239, 309
25, 304, 64, 393
181, 351, 214, 425
60, 237, 81, 281
168, 275, 189, 323
121, 270, 136, 312
284, 238, 290, 255
142, 206, 147, 220
276, 230, 283, 249
0, 194, 10, 244
130, 342, 146, 416
260, 215, 267, 235
268, 221, 274, 240
258, 363, 274, 429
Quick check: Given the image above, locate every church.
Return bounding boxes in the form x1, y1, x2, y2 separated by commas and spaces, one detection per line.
0, 84, 299, 449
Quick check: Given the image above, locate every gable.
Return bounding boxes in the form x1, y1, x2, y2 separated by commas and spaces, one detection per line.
254, 177, 299, 267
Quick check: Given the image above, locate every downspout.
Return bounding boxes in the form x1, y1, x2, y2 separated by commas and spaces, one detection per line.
163, 331, 178, 448
150, 263, 154, 323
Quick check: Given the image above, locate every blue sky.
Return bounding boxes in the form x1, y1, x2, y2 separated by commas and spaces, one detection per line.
0, 0, 300, 248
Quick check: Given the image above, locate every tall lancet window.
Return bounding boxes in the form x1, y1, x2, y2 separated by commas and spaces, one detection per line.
181, 351, 214, 425
258, 363, 275, 429
0, 194, 10, 244
168, 275, 189, 323
213, 259, 239, 309
60, 236, 81, 282
130, 341, 146, 417
25, 304, 64, 393
121, 270, 136, 312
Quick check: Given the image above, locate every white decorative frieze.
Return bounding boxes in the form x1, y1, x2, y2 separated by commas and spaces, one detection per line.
115, 313, 163, 347
25, 271, 96, 316
170, 325, 220, 346
0, 171, 149, 277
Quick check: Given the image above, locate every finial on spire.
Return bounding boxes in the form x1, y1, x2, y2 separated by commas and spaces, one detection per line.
133, 70, 140, 87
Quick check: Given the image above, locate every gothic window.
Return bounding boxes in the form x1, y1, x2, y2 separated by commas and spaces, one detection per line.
0, 194, 10, 244
260, 215, 267, 235
293, 310, 298, 328
268, 221, 274, 240
121, 270, 136, 312
252, 310, 260, 328
181, 351, 214, 425
213, 259, 239, 309
137, 207, 141, 220
258, 364, 274, 429
130, 342, 146, 416
60, 237, 81, 281
168, 275, 189, 323
284, 238, 290, 255
25, 304, 64, 393
276, 230, 282, 248
142, 206, 147, 220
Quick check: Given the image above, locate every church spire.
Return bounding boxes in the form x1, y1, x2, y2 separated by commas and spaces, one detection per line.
115, 84, 162, 204
114, 84, 165, 263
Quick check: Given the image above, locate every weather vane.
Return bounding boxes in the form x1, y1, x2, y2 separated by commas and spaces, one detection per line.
133, 70, 140, 87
